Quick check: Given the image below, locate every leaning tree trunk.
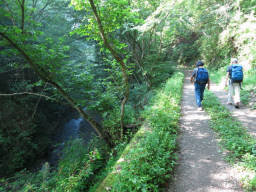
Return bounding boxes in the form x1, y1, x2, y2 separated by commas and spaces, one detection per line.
88, 0, 130, 139
0, 32, 112, 148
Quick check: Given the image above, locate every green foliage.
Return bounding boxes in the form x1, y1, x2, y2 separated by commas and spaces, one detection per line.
0, 95, 61, 176
71, 0, 138, 55
163, 0, 256, 69
0, 164, 56, 192
208, 66, 226, 84
249, 176, 256, 191
112, 72, 184, 191
1, 138, 110, 192
203, 90, 256, 190
240, 70, 256, 106
53, 138, 109, 192
239, 0, 256, 13
219, 7, 256, 69
103, 104, 136, 143
95, 72, 184, 192
1, 0, 184, 178
129, 83, 149, 106
0, 0, 99, 176
204, 91, 255, 158
143, 55, 176, 86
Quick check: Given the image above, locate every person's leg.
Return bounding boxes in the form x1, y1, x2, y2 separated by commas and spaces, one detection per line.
233, 83, 241, 107
227, 81, 234, 104
200, 84, 206, 102
194, 83, 201, 107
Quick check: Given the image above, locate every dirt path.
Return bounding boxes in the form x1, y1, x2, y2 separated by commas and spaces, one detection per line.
168, 72, 243, 192
211, 83, 256, 137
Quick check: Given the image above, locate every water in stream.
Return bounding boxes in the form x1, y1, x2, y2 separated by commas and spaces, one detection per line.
48, 110, 99, 166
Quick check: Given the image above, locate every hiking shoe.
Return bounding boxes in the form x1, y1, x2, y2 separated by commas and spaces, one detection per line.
227, 102, 232, 105
198, 107, 203, 111
235, 102, 240, 108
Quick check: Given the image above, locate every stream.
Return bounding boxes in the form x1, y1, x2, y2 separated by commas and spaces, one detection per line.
48, 109, 100, 166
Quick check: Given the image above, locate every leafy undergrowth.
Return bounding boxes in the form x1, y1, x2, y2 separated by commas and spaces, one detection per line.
208, 66, 226, 84
203, 90, 256, 191
0, 138, 112, 192
240, 71, 256, 109
0, 72, 184, 192
93, 72, 184, 192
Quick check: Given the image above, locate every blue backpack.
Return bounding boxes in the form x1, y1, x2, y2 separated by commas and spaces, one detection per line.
231, 64, 243, 83
196, 68, 209, 84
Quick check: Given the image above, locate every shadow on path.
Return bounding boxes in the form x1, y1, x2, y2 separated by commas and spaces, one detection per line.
168, 71, 243, 192
211, 84, 256, 137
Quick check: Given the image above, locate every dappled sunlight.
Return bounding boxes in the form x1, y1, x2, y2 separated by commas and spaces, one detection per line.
169, 72, 242, 192
185, 113, 210, 120
134, 0, 175, 33
193, 131, 211, 139
211, 83, 256, 137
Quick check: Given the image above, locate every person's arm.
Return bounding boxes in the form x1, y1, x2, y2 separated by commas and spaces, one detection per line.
225, 72, 229, 87
190, 75, 195, 83
207, 78, 210, 90
190, 70, 196, 83
225, 66, 230, 87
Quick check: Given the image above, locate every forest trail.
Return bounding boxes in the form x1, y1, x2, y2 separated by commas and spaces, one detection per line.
168, 71, 243, 192
211, 83, 256, 137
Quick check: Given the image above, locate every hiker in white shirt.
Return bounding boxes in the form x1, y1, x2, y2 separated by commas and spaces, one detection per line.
225, 58, 243, 108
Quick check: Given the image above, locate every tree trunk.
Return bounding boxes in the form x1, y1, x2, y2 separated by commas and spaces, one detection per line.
88, 0, 130, 139
21, 0, 25, 33
0, 32, 112, 147
17, 0, 25, 33
158, 30, 163, 56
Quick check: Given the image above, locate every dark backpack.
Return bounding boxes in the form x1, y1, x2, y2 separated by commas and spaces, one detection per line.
195, 68, 209, 84
231, 64, 243, 83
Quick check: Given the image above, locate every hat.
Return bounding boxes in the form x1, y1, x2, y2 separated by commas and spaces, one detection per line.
231, 58, 238, 63
196, 61, 204, 67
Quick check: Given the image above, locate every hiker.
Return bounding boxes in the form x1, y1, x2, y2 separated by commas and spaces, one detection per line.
225, 58, 243, 108
190, 61, 210, 111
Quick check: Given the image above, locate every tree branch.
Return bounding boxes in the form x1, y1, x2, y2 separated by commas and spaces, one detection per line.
0, 92, 55, 101
88, 0, 130, 139
16, 0, 21, 6
0, 32, 50, 81
38, 0, 51, 15
30, 83, 48, 121
0, 32, 112, 147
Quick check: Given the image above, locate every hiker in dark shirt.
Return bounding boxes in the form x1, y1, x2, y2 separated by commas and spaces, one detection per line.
190, 61, 210, 111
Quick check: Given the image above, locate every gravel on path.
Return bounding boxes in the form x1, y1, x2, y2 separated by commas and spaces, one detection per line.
211, 83, 256, 137
168, 72, 243, 192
